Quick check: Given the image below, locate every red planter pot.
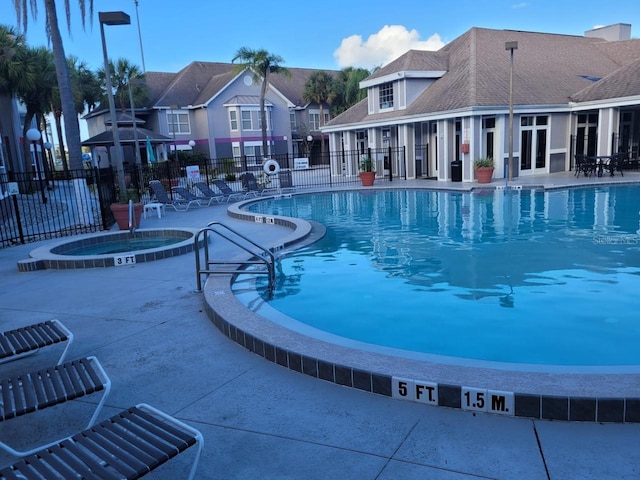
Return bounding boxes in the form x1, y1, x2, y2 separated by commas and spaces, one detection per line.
475, 167, 494, 184
359, 172, 376, 186
110, 202, 143, 230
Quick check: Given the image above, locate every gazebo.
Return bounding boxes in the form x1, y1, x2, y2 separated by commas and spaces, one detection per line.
81, 112, 173, 167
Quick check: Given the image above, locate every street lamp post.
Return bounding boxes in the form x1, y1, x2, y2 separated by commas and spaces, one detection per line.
133, 0, 146, 73
505, 41, 518, 182
99, 11, 131, 195
43, 141, 54, 189
127, 75, 142, 165
26, 128, 46, 204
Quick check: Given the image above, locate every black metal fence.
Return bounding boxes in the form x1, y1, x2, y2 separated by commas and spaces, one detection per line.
0, 167, 119, 248
1, 146, 407, 248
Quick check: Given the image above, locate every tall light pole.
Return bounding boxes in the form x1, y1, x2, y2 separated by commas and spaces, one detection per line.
133, 0, 146, 73
99, 11, 131, 194
505, 41, 518, 182
128, 75, 142, 165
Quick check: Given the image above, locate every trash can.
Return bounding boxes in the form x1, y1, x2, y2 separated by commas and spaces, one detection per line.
451, 160, 462, 182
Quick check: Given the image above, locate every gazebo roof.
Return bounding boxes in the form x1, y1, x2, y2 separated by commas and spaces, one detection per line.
81, 126, 172, 147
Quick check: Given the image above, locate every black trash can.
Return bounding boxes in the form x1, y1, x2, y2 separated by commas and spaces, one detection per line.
451, 160, 462, 182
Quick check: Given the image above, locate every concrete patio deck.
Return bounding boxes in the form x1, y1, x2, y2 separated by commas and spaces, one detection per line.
0, 173, 639, 479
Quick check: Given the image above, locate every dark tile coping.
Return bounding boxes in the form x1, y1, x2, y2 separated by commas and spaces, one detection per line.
203, 275, 640, 424
22, 228, 200, 271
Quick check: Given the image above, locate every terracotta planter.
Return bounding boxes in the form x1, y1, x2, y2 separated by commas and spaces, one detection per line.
475, 167, 494, 184
110, 202, 143, 230
359, 171, 376, 186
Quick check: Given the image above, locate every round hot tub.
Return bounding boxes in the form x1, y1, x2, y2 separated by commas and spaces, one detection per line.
20, 228, 200, 271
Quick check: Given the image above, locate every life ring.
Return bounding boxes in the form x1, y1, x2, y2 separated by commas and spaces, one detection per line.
263, 159, 280, 175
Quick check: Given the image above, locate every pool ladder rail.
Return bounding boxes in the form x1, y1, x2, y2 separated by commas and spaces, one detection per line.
194, 221, 277, 295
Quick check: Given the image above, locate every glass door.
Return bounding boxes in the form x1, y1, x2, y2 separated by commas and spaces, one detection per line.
520, 115, 548, 175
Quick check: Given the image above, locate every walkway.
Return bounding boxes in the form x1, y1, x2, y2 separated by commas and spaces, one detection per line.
0, 173, 639, 479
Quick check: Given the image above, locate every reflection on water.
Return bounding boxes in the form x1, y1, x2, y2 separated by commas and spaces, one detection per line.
241, 186, 640, 365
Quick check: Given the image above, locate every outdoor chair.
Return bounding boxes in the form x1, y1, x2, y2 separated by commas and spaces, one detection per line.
212, 179, 247, 202
149, 180, 199, 211
172, 186, 208, 207
604, 152, 626, 176
0, 356, 111, 457
193, 181, 225, 204
0, 319, 73, 367
241, 172, 265, 197
575, 154, 596, 178
0, 403, 203, 480
278, 170, 296, 194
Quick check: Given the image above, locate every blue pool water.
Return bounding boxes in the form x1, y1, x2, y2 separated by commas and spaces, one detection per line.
238, 187, 640, 366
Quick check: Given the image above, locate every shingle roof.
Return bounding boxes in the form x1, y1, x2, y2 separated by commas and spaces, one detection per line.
327, 27, 640, 128
146, 62, 338, 109
571, 56, 640, 102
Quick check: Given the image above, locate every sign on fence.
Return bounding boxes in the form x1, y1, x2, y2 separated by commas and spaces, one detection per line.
294, 158, 309, 170
186, 165, 200, 179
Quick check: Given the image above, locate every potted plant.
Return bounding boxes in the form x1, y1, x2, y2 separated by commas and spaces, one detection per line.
359, 156, 376, 186
474, 157, 494, 184
110, 187, 143, 230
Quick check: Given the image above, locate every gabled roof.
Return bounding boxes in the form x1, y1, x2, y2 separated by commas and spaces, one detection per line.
327, 26, 640, 129
146, 62, 338, 109
149, 62, 235, 107
81, 126, 172, 146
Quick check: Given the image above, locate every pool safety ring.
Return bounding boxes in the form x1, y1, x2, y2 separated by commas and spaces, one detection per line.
263, 159, 280, 175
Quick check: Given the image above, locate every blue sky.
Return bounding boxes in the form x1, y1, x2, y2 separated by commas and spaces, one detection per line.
2, 0, 640, 73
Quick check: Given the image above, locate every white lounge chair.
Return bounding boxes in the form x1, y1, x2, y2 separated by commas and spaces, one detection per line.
0, 356, 111, 457
0, 319, 73, 366
0, 403, 203, 480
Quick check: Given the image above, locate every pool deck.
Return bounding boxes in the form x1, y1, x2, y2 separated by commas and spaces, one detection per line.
1, 172, 639, 479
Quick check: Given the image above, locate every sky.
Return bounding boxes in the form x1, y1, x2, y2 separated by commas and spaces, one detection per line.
2, 0, 640, 75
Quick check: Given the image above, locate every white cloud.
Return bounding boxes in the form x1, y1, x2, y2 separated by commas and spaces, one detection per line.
334, 25, 445, 69
511, 2, 530, 8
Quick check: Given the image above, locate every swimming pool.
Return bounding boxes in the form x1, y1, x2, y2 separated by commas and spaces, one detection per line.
240, 187, 640, 367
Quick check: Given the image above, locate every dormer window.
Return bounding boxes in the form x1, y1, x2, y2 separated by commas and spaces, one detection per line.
379, 82, 394, 109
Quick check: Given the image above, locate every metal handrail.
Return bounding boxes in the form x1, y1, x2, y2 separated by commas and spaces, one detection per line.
194, 221, 276, 295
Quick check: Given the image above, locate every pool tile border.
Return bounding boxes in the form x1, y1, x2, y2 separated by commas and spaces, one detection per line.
204, 277, 640, 424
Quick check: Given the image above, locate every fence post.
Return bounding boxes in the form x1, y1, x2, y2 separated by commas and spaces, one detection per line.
11, 194, 25, 244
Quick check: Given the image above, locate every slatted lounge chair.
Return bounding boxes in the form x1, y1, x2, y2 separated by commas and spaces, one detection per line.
0, 356, 111, 457
171, 186, 206, 207
0, 403, 203, 480
149, 180, 199, 211
193, 181, 225, 205
212, 179, 247, 202
241, 172, 265, 197
0, 320, 73, 367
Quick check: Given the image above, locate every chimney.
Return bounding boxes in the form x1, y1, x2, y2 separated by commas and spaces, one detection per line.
585, 23, 631, 41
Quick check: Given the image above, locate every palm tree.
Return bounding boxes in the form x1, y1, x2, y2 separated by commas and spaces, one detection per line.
0, 25, 29, 93
51, 56, 99, 174
98, 57, 146, 110
331, 67, 370, 116
12, 0, 92, 173
17, 46, 56, 152
232, 47, 290, 161
303, 71, 336, 161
